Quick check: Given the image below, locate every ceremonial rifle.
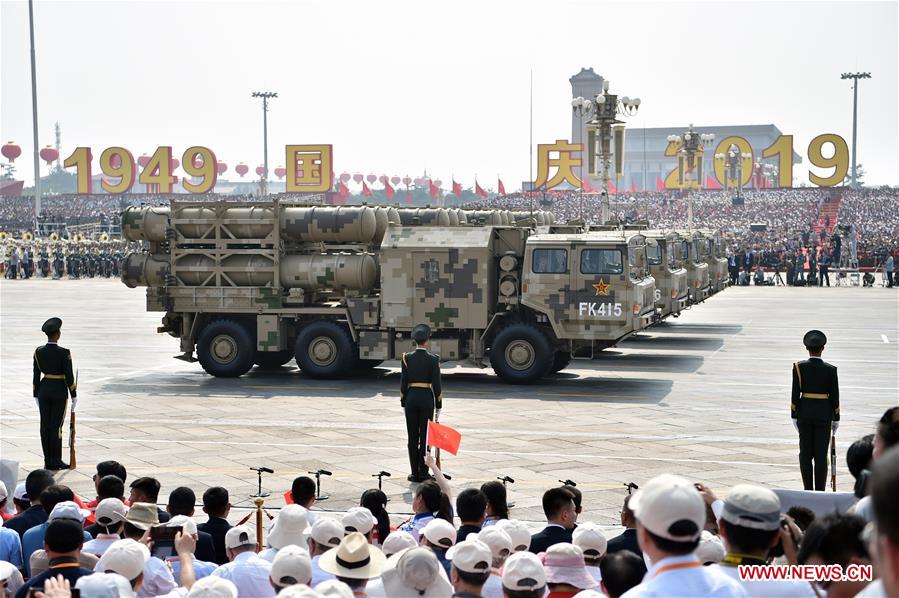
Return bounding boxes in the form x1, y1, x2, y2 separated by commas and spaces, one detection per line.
69, 369, 77, 469
830, 432, 837, 492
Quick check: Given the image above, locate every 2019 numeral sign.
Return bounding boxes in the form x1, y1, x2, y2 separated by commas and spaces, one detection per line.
62, 146, 218, 194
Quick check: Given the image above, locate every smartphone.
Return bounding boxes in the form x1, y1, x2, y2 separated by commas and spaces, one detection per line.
150, 524, 183, 560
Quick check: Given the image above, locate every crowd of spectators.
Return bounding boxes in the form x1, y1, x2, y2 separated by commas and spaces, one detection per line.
1, 406, 898, 597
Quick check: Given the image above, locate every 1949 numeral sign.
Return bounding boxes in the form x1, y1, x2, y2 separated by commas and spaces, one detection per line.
63, 146, 218, 194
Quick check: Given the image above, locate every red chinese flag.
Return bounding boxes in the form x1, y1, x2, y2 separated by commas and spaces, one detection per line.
385, 180, 395, 200
608, 179, 618, 194
406, 189, 412, 205
475, 181, 488, 198
452, 179, 462, 196
283, 490, 294, 504
427, 420, 462, 456
338, 180, 350, 199
498, 178, 506, 195
630, 181, 638, 192
429, 179, 439, 198
582, 178, 593, 192
705, 175, 722, 190
362, 181, 372, 197
656, 176, 665, 191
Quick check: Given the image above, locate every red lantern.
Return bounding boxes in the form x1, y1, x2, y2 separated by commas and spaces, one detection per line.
192, 156, 204, 169
379, 175, 388, 184
390, 176, 401, 186
402, 176, 412, 186
256, 165, 266, 176
110, 154, 122, 169
39, 145, 59, 165
434, 179, 442, 187
217, 161, 227, 175
366, 174, 377, 184
353, 173, 364, 184
137, 153, 151, 168
235, 163, 249, 177
2, 141, 22, 162
413, 178, 423, 186
170, 158, 180, 171
340, 172, 351, 182
274, 166, 286, 179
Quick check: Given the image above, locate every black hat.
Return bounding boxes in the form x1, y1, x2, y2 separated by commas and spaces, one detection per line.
411, 324, 431, 343
42, 317, 62, 335
803, 329, 827, 349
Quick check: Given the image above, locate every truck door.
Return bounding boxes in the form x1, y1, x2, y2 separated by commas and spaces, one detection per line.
524, 245, 574, 333
574, 246, 626, 330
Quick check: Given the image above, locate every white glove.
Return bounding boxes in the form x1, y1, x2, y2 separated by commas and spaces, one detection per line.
792, 419, 799, 432
832, 421, 839, 434
72, 398, 77, 410
435, 409, 442, 422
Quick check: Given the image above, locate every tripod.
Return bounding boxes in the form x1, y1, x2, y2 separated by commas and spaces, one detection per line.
309, 470, 331, 501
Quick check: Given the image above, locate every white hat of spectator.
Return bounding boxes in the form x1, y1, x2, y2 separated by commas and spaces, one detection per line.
421, 518, 456, 549
310, 517, 344, 549
720, 484, 781, 531
269, 505, 310, 549
0, 561, 24, 596
167, 514, 198, 536
495, 519, 531, 552
95, 498, 128, 527
540, 543, 598, 590
629, 473, 705, 542
188, 575, 239, 598
48, 500, 88, 523
97, 538, 150, 582
381, 547, 454, 597
502, 551, 546, 592
275, 585, 321, 598
341, 506, 375, 535
572, 522, 608, 559
74, 572, 133, 598
13, 482, 28, 501
224, 524, 256, 549
474, 526, 513, 563
381, 530, 417, 557
314, 579, 354, 598
271, 544, 313, 587
573, 591, 605, 598
446, 538, 492, 574
0, 481, 7, 502
318, 532, 386, 579
124, 502, 159, 531
696, 530, 726, 564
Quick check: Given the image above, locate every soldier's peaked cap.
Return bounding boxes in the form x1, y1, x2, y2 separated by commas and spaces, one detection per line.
412, 324, 431, 342
42, 317, 62, 335
803, 329, 827, 349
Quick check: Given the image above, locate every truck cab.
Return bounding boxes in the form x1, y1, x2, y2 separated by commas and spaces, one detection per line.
679, 230, 711, 304
641, 230, 688, 319
699, 229, 729, 293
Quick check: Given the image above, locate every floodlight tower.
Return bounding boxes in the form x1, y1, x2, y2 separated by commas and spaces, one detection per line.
252, 91, 278, 195
840, 72, 871, 189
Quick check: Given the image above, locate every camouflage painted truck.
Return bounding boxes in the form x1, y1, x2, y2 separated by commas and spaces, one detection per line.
121, 200, 654, 384
678, 230, 712, 304
640, 230, 689, 318
698, 229, 729, 293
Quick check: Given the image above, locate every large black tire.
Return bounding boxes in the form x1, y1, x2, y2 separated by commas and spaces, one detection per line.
551, 351, 572, 373
294, 321, 355, 379
197, 319, 256, 378
254, 350, 295, 369
489, 323, 553, 384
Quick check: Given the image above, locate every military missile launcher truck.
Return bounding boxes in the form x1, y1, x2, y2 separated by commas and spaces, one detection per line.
698, 229, 729, 293
678, 230, 712, 304
641, 230, 689, 318
121, 200, 654, 384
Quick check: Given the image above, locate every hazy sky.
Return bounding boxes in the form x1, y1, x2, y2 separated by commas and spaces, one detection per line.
1, 0, 896, 190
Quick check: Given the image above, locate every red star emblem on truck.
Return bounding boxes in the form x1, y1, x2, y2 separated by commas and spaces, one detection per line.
592, 278, 610, 296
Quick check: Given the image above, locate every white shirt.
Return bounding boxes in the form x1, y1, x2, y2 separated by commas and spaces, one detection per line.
710, 563, 816, 597
585, 564, 602, 583
620, 554, 747, 598
95, 553, 177, 598
310, 554, 336, 587
855, 579, 887, 598
82, 534, 120, 556
211, 550, 275, 598
258, 547, 278, 563
481, 568, 504, 598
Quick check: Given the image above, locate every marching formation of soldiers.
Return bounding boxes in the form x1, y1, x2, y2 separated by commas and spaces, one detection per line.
1, 238, 134, 280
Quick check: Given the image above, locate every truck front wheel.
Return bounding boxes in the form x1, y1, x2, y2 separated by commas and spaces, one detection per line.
295, 321, 355, 379
490, 323, 553, 384
551, 351, 572, 373
197, 319, 255, 378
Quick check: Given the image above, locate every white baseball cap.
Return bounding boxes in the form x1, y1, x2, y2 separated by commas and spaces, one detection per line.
696, 530, 726, 564
13, 482, 28, 501
475, 526, 513, 563
720, 484, 782, 531
629, 474, 705, 542
275, 585, 321, 598
572, 522, 608, 558
269, 505, 310, 549
540, 543, 598, 590
0, 481, 7, 502
502, 551, 546, 592
95, 498, 128, 527
382, 547, 454, 597
341, 507, 375, 535
75, 572, 133, 598
382, 530, 417, 557
188, 575, 239, 598
310, 517, 344, 548
495, 519, 531, 552
446, 538, 492, 574
271, 544, 313, 587
97, 539, 150, 581
421, 518, 456, 549
314, 579, 354, 598
225, 524, 256, 549
48, 500, 88, 523
167, 514, 198, 536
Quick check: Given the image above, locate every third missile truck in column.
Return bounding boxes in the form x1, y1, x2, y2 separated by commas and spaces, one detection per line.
121, 201, 656, 384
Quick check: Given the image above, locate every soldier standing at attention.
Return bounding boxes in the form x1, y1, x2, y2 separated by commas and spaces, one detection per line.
33, 318, 77, 470
791, 330, 839, 491
401, 324, 442, 483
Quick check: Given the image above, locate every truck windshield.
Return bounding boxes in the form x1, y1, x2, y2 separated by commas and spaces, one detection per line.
646, 243, 662, 266
667, 241, 676, 268
581, 248, 623, 274
707, 239, 716, 258
532, 248, 568, 273
693, 239, 704, 263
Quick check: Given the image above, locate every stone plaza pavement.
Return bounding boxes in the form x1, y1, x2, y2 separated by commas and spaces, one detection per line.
1, 279, 896, 529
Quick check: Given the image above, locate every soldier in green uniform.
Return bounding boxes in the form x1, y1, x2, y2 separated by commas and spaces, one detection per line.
32, 317, 77, 470
791, 329, 840, 490
400, 323, 442, 483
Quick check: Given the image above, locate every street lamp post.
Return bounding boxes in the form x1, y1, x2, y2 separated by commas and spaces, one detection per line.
840, 72, 871, 189
580, 80, 640, 223
28, 0, 41, 221
667, 124, 714, 230
571, 97, 593, 219
251, 91, 277, 196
